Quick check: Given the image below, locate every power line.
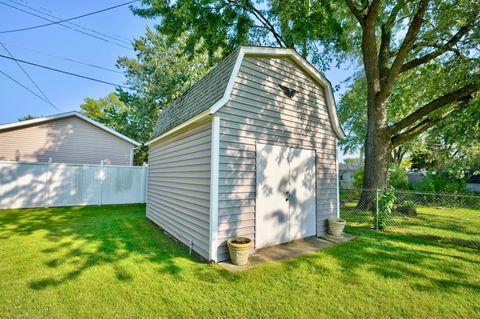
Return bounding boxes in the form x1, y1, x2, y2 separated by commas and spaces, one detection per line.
0, 54, 128, 88
0, 0, 139, 34
7, 0, 132, 45
0, 41, 59, 109
0, 1, 134, 50
2, 41, 122, 74
0, 68, 61, 111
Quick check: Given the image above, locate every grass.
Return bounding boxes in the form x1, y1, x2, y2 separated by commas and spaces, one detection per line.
341, 203, 480, 248
0, 205, 479, 318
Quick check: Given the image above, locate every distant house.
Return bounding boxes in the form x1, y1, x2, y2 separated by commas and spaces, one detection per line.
0, 111, 139, 165
408, 169, 426, 186
466, 169, 480, 193
145, 46, 345, 262
339, 163, 361, 189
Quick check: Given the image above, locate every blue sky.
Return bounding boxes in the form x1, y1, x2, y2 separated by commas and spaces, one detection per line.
0, 0, 151, 123
0, 0, 358, 159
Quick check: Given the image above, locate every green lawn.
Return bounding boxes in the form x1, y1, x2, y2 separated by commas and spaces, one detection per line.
0, 205, 479, 318
341, 203, 480, 249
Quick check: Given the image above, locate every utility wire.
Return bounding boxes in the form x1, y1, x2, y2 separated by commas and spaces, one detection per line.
7, 0, 132, 44
0, 0, 139, 34
0, 1, 132, 50
0, 1, 134, 50
2, 41, 122, 74
0, 68, 60, 111
0, 41, 59, 110
0, 54, 128, 88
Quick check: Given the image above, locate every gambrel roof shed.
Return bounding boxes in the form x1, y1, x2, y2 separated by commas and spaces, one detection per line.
146, 46, 345, 262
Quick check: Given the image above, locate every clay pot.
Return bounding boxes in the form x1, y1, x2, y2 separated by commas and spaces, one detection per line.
328, 218, 346, 237
227, 237, 253, 266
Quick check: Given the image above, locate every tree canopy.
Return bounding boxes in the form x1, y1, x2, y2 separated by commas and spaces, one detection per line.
132, 0, 480, 191
80, 29, 214, 164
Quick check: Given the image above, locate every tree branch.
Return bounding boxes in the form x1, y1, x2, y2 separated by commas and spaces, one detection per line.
399, 19, 477, 73
379, 0, 407, 82
226, 0, 288, 47
377, 0, 429, 103
344, 0, 365, 25
391, 98, 471, 147
389, 81, 480, 134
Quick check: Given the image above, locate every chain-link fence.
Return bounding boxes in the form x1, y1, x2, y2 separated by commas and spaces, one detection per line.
340, 188, 480, 249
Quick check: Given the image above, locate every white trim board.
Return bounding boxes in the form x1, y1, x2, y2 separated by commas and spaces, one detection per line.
145, 110, 211, 146
0, 111, 140, 146
208, 116, 220, 262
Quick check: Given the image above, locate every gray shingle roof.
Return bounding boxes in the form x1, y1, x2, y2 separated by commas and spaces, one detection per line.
150, 48, 240, 139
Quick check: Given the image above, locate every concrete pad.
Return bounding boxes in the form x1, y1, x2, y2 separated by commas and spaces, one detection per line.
219, 234, 355, 272
319, 233, 354, 244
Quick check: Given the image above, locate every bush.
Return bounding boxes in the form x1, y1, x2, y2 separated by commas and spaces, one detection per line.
418, 169, 467, 193
389, 165, 409, 190
374, 189, 396, 230
353, 167, 364, 189
395, 200, 417, 216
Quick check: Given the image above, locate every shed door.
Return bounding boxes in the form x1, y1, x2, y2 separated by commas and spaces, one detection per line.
256, 143, 316, 249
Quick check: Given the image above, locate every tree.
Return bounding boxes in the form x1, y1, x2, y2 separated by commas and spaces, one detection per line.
133, 0, 480, 195
80, 93, 148, 164
116, 28, 213, 137
339, 60, 480, 170
81, 93, 133, 136
116, 28, 215, 123
81, 29, 213, 164
18, 114, 41, 121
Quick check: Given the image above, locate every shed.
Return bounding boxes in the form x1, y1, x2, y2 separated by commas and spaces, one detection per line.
0, 111, 140, 165
146, 46, 345, 262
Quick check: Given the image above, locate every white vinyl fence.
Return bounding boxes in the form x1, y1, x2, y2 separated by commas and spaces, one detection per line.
0, 161, 148, 209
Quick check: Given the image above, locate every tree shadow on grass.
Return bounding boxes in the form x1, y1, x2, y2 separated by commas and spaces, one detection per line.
325, 228, 480, 292
0, 204, 198, 290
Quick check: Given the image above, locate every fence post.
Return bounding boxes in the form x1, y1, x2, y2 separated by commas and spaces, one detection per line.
98, 160, 104, 206
44, 157, 52, 208
143, 163, 148, 203
375, 188, 379, 230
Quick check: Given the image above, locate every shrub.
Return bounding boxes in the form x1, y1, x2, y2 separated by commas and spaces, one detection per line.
389, 165, 409, 190
374, 189, 396, 230
395, 200, 417, 216
420, 171, 467, 193
353, 167, 364, 189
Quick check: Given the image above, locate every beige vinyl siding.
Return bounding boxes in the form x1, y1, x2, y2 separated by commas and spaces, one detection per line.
146, 119, 212, 259
216, 56, 338, 261
0, 116, 134, 165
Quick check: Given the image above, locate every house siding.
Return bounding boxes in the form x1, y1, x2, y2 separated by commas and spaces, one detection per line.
146, 119, 212, 259
0, 116, 134, 165
216, 56, 338, 261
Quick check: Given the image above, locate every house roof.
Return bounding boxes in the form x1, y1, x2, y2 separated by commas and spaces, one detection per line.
339, 163, 362, 172
0, 111, 140, 146
151, 49, 240, 140
147, 46, 346, 145
468, 168, 480, 183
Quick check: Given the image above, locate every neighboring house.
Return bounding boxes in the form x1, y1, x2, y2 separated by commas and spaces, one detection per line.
145, 46, 345, 262
339, 163, 362, 189
466, 169, 480, 193
408, 169, 426, 186
0, 111, 139, 165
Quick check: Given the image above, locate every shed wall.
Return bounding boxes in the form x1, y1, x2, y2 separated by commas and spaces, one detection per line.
146, 119, 212, 259
216, 56, 338, 261
0, 116, 134, 165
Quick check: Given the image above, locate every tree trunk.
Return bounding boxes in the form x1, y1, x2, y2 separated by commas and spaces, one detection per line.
357, 98, 392, 209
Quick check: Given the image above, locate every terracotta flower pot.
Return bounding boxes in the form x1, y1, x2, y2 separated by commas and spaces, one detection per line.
328, 218, 346, 237
227, 237, 253, 266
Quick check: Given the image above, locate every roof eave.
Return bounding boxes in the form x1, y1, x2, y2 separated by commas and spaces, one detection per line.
0, 111, 140, 146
